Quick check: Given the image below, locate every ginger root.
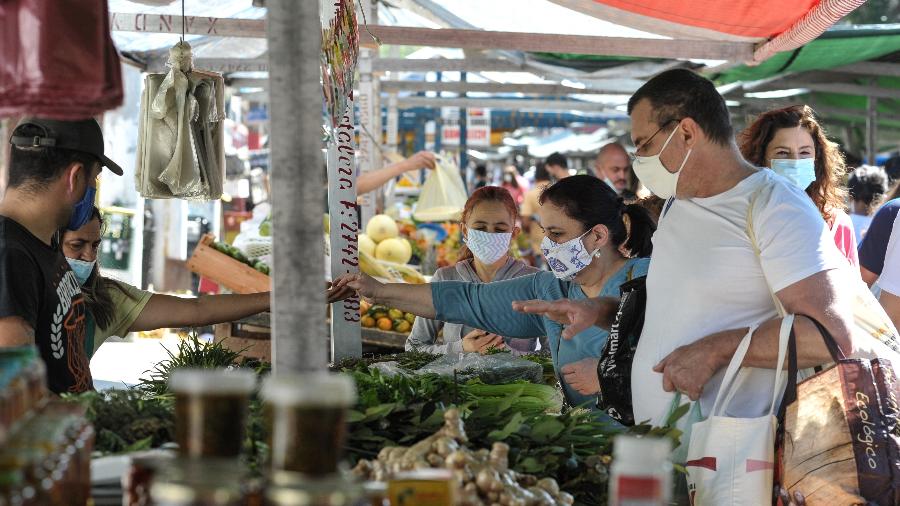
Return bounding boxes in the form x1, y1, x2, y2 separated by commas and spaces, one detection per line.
351, 408, 570, 506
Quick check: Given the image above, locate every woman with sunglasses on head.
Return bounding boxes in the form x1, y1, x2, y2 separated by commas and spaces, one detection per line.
60, 207, 270, 359
739, 105, 857, 267
330, 175, 656, 414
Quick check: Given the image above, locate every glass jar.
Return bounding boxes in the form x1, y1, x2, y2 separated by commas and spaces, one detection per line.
265, 475, 363, 506
260, 373, 356, 476
150, 458, 247, 506
608, 435, 673, 506
168, 369, 257, 459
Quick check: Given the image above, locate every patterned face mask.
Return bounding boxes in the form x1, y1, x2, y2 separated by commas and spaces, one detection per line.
541, 229, 600, 282
464, 229, 512, 264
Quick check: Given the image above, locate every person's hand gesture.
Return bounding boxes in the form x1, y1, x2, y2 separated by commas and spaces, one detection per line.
561, 358, 600, 395
653, 339, 720, 401
326, 273, 383, 303
512, 298, 607, 339
462, 330, 504, 354
406, 151, 436, 171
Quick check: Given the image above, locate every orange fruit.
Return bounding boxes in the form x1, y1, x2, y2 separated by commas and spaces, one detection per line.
360, 316, 375, 328
376, 317, 393, 331
394, 320, 411, 333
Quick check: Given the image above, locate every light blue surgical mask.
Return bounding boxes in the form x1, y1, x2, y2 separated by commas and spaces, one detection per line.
66, 258, 96, 286
770, 158, 816, 190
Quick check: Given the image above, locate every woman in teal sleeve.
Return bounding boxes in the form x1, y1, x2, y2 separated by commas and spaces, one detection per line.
331, 176, 655, 413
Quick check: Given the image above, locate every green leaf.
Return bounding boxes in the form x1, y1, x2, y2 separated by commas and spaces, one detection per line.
530, 417, 566, 442
364, 403, 396, 420
666, 402, 690, 427
517, 457, 545, 473
488, 412, 524, 441
124, 436, 153, 453
495, 385, 524, 414
347, 409, 366, 423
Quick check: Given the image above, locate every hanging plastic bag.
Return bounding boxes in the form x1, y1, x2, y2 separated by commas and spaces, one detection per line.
135, 41, 225, 200
0, 0, 123, 119
413, 156, 468, 222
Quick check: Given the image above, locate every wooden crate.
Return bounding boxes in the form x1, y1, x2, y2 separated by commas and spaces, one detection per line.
214, 322, 271, 362
186, 234, 270, 294
214, 323, 407, 363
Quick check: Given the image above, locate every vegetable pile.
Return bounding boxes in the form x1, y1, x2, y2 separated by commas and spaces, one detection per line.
352, 408, 575, 506
73, 343, 682, 505
211, 240, 270, 275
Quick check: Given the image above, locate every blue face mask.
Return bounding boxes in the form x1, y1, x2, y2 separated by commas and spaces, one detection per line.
770, 158, 816, 190
67, 185, 96, 231
66, 258, 96, 286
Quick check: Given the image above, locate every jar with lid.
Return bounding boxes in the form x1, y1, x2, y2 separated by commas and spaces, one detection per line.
168, 369, 257, 459
608, 435, 673, 506
150, 458, 247, 506
260, 373, 356, 477
265, 475, 363, 506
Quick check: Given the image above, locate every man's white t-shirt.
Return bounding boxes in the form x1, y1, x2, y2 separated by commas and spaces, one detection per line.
877, 213, 900, 297
633, 169, 845, 425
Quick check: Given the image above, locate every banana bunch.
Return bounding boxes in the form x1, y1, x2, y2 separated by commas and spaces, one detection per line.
358, 250, 426, 284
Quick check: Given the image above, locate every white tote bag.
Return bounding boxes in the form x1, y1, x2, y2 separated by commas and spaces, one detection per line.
685, 317, 791, 505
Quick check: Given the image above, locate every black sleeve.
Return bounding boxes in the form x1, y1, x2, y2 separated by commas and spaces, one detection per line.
859, 200, 900, 275
0, 246, 41, 328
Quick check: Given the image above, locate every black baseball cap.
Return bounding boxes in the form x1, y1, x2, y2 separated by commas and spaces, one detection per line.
9, 117, 123, 176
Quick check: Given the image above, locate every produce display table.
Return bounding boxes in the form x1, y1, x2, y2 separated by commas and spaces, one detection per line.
213, 312, 408, 362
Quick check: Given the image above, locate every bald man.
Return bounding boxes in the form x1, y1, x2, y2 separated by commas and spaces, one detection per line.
594, 142, 630, 194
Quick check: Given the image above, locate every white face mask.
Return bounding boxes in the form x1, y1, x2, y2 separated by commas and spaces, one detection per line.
540, 229, 599, 282
464, 228, 512, 265
632, 125, 692, 199
770, 158, 816, 190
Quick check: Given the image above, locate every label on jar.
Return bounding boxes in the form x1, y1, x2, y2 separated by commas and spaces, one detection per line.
614, 475, 662, 506
388, 478, 453, 506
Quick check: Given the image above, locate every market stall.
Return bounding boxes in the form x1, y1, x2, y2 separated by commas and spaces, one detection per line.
2, 0, 895, 505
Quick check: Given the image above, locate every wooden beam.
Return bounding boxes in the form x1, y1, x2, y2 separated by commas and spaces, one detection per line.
180, 57, 527, 75
379, 80, 635, 96
396, 96, 622, 113
773, 82, 899, 101
363, 25, 755, 61
372, 58, 527, 73
170, 57, 269, 73
110, 12, 265, 37
111, 13, 754, 61
233, 92, 625, 113
833, 61, 900, 78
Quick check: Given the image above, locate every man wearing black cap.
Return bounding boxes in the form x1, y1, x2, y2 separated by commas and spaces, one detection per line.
0, 118, 123, 394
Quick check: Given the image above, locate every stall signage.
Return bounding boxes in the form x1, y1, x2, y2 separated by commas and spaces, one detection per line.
440, 107, 491, 147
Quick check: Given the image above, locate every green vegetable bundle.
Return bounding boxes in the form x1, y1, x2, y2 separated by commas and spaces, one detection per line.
211, 240, 270, 275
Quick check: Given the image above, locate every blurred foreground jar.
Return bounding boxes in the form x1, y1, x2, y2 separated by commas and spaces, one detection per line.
168, 369, 257, 459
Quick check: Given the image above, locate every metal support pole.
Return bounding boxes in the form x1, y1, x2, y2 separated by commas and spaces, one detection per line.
267, 0, 326, 372
434, 71, 443, 152
459, 71, 468, 174
867, 95, 878, 165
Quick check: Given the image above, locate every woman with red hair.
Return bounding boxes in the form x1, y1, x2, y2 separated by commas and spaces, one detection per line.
405, 186, 541, 355
739, 105, 858, 266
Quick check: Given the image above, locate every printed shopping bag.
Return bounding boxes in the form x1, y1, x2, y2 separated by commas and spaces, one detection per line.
685, 319, 790, 505
775, 316, 900, 505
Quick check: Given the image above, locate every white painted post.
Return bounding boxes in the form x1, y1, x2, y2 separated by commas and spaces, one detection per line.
327, 95, 362, 361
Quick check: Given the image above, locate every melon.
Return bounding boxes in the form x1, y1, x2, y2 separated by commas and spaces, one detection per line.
375, 237, 412, 264
358, 234, 376, 257
366, 214, 399, 243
